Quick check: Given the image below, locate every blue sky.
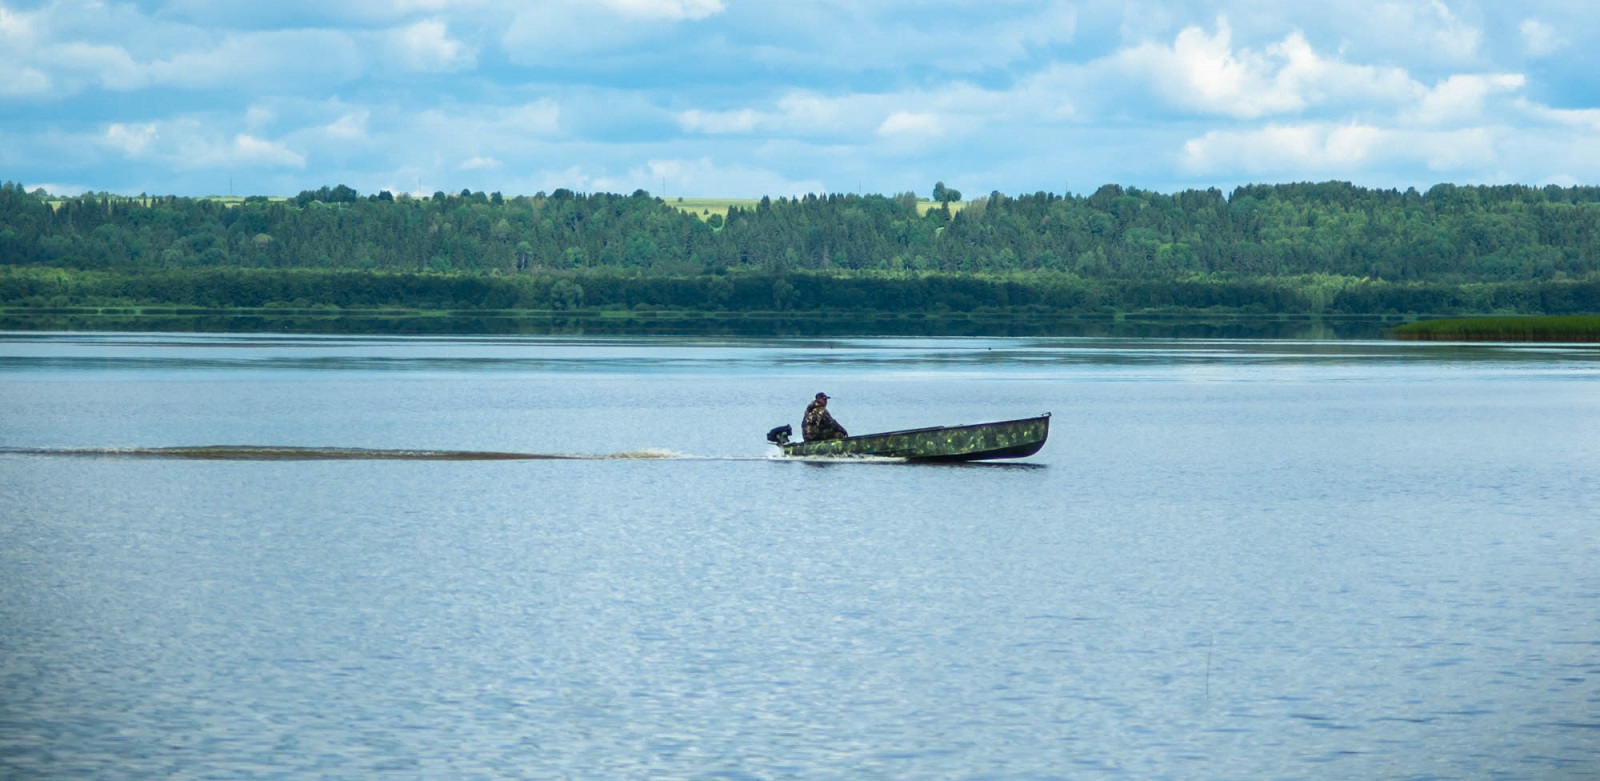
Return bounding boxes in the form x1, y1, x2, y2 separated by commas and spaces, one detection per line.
5, 0, 1599, 199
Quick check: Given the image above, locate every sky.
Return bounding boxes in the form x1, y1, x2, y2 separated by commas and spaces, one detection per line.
4, 0, 1600, 200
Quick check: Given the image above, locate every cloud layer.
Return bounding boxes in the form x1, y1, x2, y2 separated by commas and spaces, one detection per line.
4, 0, 1599, 197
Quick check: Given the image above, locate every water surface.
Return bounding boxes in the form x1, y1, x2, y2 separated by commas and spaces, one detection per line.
2, 333, 1597, 779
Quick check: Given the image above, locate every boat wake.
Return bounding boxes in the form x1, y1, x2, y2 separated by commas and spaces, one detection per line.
0, 445, 697, 461
0, 446, 1039, 465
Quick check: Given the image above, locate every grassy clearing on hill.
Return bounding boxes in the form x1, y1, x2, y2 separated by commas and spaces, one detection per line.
668, 197, 761, 220
668, 196, 965, 220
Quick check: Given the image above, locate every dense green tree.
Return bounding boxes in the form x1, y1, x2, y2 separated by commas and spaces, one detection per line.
5, 180, 1600, 316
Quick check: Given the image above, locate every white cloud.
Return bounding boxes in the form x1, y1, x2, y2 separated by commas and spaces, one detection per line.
1515, 99, 1600, 132
0, 2, 45, 77
773, 93, 851, 131
1519, 18, 1564, 57
101, 119, 303, 169
357, 98, 560, 177
716, 1, 1077, 77
0, 67, 51, 96
502, 100, 562, 134
8, 27, 361, 96
1409, 73, 1524, 126
1401, 0, 1481, 61
11, 1, 1600, 197
1181, 121, 1513, 179
105, 123, 158, 156
1426, 0, 1481, 59
1111, 18, 1416, 119
675, 90, 976, 140
55, 41, 148, 90
458, 155, 501, 170
326, 110, 370, 139
382, 0, 490, 14
1183, 123, 1388, 175
598, 0, 724, 21
1330, 0, 1480, 64
676, 108, 760, 134
245, 106, 276, 129
0, 6, 33, 39
232, 134, 307, 168
390, 18, 474, 71
673, 92, 854, 136
1415, 127, 1498, 171
144, 30, 363, 89
3, 7, 387, 97
502, 0, 723, 64
877, 111, 942, 139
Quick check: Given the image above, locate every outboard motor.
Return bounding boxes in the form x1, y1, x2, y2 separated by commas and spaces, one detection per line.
766, 424, 792, 446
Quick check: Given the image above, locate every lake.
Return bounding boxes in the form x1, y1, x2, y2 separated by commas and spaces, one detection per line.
2, 332, 1597, 779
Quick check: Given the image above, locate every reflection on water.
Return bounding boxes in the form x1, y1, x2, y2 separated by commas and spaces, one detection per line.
0, 310, 1404, 340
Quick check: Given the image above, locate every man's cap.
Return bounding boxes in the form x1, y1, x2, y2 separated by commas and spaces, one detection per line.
815, 392, 829, 399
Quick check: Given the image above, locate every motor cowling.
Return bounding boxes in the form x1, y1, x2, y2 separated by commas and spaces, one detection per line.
766, 424, 792, 445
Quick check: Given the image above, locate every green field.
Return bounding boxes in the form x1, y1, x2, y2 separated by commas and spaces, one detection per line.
668, 196, 964, 221
53, 193, 953, 217
667, 197, 761, 220
1389, 315, 1600, 342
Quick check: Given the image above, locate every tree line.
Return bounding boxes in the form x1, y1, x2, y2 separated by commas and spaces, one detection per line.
2, 179, 1599, 315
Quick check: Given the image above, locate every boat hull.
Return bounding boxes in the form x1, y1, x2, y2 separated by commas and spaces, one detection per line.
778, 414, 1049, 462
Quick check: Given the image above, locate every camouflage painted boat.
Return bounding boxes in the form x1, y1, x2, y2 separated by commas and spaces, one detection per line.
766, 413, 1050, 462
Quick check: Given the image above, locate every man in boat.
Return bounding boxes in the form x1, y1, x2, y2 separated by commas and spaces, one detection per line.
802, 392, 848, 441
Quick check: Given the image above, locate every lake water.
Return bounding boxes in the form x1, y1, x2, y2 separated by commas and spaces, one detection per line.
2, 332, 1598, 780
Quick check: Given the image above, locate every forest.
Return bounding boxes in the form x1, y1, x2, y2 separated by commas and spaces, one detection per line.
2, 180, 1599, 317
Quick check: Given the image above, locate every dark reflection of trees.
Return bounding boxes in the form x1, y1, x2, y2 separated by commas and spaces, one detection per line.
0, 312, 1396, 340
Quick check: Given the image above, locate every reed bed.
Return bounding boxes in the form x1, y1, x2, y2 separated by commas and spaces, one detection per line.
1390, 315, 1600, 342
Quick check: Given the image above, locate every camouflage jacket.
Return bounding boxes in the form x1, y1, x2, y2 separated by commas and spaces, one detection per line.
802, 401, 848, 441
